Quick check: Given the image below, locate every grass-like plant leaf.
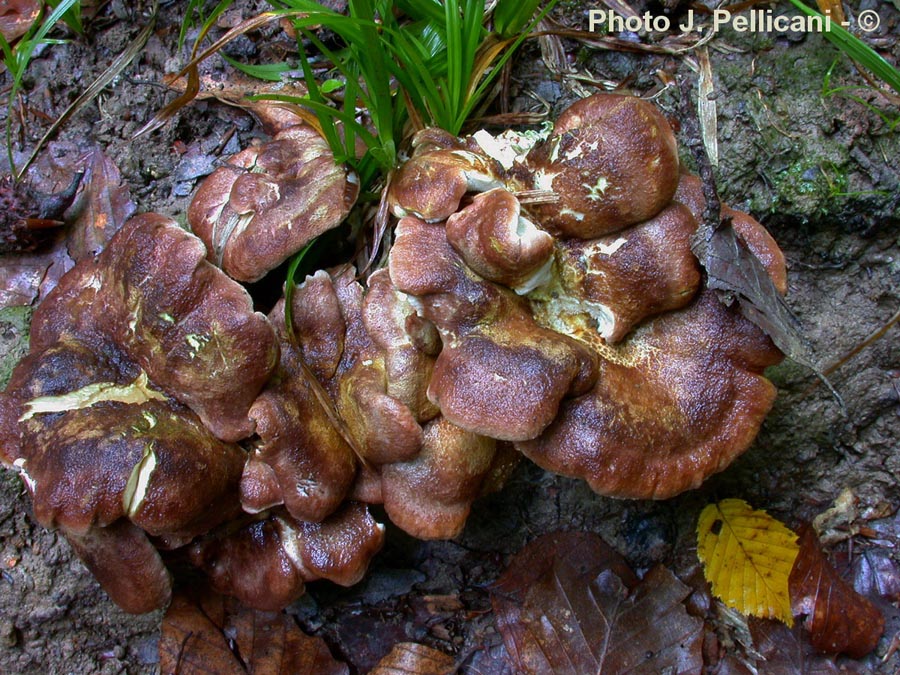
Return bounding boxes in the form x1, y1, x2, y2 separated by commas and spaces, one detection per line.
2, 0, 82, 176
222, 54, 292, 81
786, 0, 900, 96
492, 0, 546, 39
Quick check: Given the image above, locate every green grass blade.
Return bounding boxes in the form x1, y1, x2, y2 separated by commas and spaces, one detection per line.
396, 0, 444, 24
221, 54, 293, 81
47, 0, 83, 34
786, 0, 900, 95
283, 239, 317, 348
463, 0, 559, 125
493, 0, 545, 38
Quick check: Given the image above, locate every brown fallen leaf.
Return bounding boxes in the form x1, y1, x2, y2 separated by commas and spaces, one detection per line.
850, 548, 900, 603
699, 218, 812, 365
789, 524, 885, 658
491, 532, 703, 675
159, 588, 348, 675
0, 232, 73, 309
0, 0, 40, 42
67, 148, 136, 262
749, 619, 844, 675
369, 643, 455, 675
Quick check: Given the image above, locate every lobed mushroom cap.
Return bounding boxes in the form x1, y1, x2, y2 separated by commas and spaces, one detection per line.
384, 94, 789, 501
382, 417, 496, 539
188, 124, 359, 282
518, 289, 783, 499
362, 268, 440, 423
0, 213, 279, 611
245, 293, 357, 522
66, 521, 172, 614
189, 503, 385, 611
445, 187, 555, 293
389, 216, 598, 441
547, 201, 702, 343
523, 93, 680, 239
388, 130, 505, 222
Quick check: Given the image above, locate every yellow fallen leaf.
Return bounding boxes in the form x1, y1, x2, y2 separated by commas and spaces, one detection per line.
697, 499, 799, 626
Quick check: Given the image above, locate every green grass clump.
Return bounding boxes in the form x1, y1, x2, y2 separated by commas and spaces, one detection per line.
233, 0, 557, 189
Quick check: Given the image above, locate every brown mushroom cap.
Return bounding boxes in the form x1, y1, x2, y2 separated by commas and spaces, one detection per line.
0, 214, 278, 611
389, 216, 598, 441
189, 503, 385, 611
245, 292, 357, 522
523, 93, 680, 239
445, 187, 555, 293
66, 520, 172, 614
362, 268, 440, 423
188, 124, 359, 282
388, 130, 504, 222
518, 289, 783, 498
24, 213, 279, 443
541, 201, 702, 343
382, 417, 496, 539
383, 95, 789, 501
326, 266, 425, 465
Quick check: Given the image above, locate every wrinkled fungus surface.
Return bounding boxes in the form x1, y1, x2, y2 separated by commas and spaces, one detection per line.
1, 93, 787, 614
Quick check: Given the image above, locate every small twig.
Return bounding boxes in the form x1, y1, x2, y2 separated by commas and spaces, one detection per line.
822, 306, 900, 378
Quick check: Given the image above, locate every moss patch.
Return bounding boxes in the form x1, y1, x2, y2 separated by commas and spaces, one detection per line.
0, 306, 32, 389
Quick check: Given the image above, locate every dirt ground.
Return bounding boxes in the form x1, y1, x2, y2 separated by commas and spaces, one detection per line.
0, 1, 898, 673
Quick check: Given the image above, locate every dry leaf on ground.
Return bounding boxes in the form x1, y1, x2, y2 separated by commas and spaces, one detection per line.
699, 220, 815, 371
67, 148, 136, 262
749, 619, 845, 675
0, 233, 73, 309
697, 499, 799, 625
789, 524, 885, 658
0, 146, 134, 309
0, 0, 40, 42
159, 588, 348, 675
491, 532, 703, 675
369, 642, 455, 675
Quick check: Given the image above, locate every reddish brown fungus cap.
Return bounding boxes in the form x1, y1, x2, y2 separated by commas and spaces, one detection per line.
388, 129, 504, 222
384, 94, 789, 500
518, 289, 783, 499
445, 187, 555, 293
389, 216, 598, 441
522, 93, 680, 239
381, 417, 497, 539
188, 124, 359, 282
190, 504, 385, 611
549, 202, 702, 343
0, 214, 278, 611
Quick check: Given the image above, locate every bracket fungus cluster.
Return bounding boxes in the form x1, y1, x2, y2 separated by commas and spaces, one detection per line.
384, 93, 786, 499
0, 93, 787, 614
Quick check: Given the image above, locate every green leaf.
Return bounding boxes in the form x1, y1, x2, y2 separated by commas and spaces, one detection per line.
785, 0, 900, 96
493, 0, 545, 38
221, 54, 293, 81
320, 78, 344, 93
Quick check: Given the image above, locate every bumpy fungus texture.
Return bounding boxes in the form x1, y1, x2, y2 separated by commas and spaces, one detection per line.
245, 264, 514, 541
190, 503, 386, 611
188, 122, 359, 282
0, 92, 790, 615
387, 92, 786, 500
0, 214, 278, 611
